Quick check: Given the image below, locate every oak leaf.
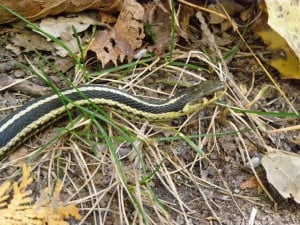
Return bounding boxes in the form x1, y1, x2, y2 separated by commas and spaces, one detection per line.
89, 0, 144, 66
0, 164, 81, 224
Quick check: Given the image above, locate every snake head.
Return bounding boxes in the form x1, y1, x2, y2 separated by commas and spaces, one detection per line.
182, 80, 225, 113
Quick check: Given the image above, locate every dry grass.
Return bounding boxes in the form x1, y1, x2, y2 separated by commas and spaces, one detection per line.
1, 48, 294, 224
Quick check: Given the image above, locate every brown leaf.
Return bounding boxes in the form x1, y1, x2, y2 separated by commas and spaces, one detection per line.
178, 5, 194, 41
112, 0, 144, 62
89, 30, 119, 67
7, 31, 55, 54
239, 176, 259, 190
144, 2, 172, 55
89, 0, 144, 66
208, 0, 244, 25
0, 0, 122, 24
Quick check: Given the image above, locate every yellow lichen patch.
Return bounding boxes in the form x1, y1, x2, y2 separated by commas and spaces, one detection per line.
0, 164, 81, 225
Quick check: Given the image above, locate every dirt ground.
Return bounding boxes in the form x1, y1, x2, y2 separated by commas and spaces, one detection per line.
0, 6, 300, 225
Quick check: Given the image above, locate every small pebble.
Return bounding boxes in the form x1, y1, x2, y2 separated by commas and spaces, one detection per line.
247, 157, 261, 168
14, 69, 26, 78
234, 188, 240, 194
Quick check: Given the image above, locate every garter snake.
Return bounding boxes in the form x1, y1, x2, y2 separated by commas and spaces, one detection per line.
0, 80, 225, 158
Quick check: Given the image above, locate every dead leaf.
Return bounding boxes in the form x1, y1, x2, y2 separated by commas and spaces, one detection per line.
6, 31, 55, 55
38, 13, 102, 57
0, 164, 81, 223
178, 5, 194, 41
144, 2, 172, 55
98, 12, 117, 24
261, 152, 300, 203
89, 0, 144, 66
264, 0, 300, 61
89, 30, 119, 66
256, 27, 300, 79
208, 0, 244, 25
52, 56, 75, 73
239, 176, 259, 190
0, 0, 122, 24
38, 14, 99, 40
6, 13, 101, 58
112, 0, 144, 62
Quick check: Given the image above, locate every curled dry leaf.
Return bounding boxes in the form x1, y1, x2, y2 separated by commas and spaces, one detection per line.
261, 152, 300, 203
0, 0, 122, 24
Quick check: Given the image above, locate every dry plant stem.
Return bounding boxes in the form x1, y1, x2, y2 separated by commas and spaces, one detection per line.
165, 64, 207, 80
73, 69, 86, 85
155, 145, 265, 205
0, 105, 23, 113
94, 77, 172, 99
229, 110, 264, 145
196, 11, 216, 54
159, 141, 229, 221
226, 74, 280, 151
190, 172, 222, 225
169, 148, 246, 220
167, 50, 212, 96
163, 40, 249, 218
174, 149, 222, 224
71, 143, 101, 222
147, 143, 191, 223
230, 122, 247, 164
133, 169, 143, 225
72, 149, 114, 224
228, 118, 275, 204
267, 124, 300, 134
177, 0, 227, 19
245, 72, 256, 98
188, 108, 220, 171
241, 138, 276, 206
162, 164, 190, 224
0, 75, 35, 92
67, 144, 105, 197
141, 154, 174, 224
103, 188, 119, 224
199, 107, 220, 151
122, 57, 161, 89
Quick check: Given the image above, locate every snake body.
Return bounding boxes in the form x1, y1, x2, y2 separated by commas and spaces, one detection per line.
0, 80, 225, 157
